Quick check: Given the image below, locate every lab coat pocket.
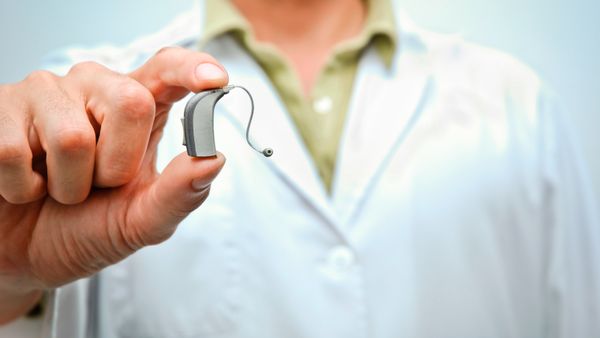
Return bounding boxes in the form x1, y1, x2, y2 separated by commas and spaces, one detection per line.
101, 205, 243, 338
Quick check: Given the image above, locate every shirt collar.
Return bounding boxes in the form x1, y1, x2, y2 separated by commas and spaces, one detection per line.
201, 0, 249, 47
200, 0, 397, 68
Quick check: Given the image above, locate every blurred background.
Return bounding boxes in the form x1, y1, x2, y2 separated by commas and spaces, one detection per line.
0, 2, 598, 190
0, 0, 598, 336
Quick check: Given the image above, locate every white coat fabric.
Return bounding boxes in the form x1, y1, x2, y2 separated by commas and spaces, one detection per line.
16, 1, 600, 337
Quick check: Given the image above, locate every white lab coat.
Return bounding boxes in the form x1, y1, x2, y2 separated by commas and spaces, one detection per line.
6, 1, 600, 337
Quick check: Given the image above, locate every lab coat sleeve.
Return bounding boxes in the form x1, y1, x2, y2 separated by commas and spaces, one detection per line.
539, 91, 600, 337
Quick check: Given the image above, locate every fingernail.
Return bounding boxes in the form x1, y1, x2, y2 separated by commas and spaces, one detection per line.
191, 158, 225, 191
195, 63, 226, 82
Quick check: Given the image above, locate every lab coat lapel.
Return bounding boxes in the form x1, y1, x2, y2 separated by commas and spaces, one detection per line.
332, 40, 433, 226
206, 37, 340, 228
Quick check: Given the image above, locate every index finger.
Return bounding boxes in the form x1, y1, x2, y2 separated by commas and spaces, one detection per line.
129, 47, 229, 104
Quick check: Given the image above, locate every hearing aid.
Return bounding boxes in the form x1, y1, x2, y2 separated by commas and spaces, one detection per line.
182, 85, 273, 158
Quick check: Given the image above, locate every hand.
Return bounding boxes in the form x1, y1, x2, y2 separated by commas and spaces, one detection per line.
0, 47, 228, 323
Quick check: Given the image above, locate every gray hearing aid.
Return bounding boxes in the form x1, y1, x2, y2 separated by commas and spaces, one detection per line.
182, 85, 273, 158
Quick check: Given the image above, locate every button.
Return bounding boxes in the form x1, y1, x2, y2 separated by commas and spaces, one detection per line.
313, 96, 333, 114
327, 246, 355, 271
320, 246, 356, 280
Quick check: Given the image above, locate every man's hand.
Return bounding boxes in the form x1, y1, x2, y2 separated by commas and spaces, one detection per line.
0, 47, 228, 324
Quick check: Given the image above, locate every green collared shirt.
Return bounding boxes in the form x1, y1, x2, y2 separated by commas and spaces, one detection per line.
201, 0, 396, 192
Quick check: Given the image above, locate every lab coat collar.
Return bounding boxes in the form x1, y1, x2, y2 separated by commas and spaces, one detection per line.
204, 37, 344, 235
331, 9, 434, 227
332, 45, 433, 226
200, 3, 434, 235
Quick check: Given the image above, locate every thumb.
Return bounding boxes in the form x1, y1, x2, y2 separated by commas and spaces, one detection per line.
126, 152, 226, 246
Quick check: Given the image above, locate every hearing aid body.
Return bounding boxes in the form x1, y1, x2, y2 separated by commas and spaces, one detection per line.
182, 85, 273, 158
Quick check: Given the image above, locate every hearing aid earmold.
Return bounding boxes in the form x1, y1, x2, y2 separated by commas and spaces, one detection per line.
182, 85, 273, 158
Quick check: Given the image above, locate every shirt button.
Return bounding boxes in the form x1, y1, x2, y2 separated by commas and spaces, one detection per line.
313, 96, 333, 114
327, 246, 355, 271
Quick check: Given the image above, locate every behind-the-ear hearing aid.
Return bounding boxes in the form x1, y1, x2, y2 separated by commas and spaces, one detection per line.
182, 85, 273, 158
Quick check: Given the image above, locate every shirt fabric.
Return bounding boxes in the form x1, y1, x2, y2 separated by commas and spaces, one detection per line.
202, 0, 396, 191
3, 1, 599, 337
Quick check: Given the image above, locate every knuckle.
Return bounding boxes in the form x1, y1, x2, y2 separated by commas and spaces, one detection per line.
154, 46, 195, 66
54, 190, 89, 206
173, 187, 211, 217
0, 84, 11, 98
114, 81, 155, 120
121, 217, 170, 249
99, 162, 137, 186
52, 127, 96, 154
155, 46, 182, 58
197, 188, 211, 205
68, 61, 104, 76
0, 142, 28, 165
24, 70, 57, 86
196, 52, 217, 63
2, 189, 37, 205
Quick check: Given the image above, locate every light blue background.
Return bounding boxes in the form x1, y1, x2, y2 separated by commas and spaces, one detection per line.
0, 0, 598, 201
